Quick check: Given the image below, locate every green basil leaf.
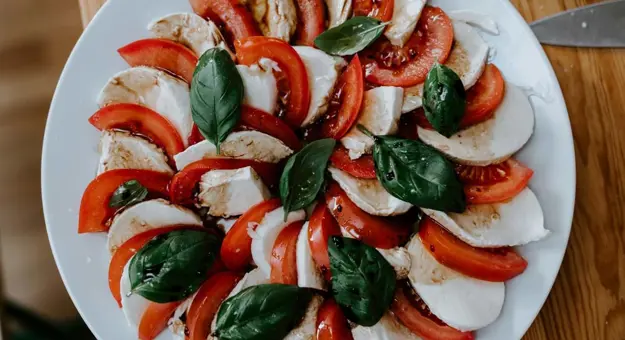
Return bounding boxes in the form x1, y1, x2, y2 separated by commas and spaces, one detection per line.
314, 17, 389, 56
329, 236, 395, 326
280, 138, 336, 218
215, 284, 314, 340
191, 48, 244, 153
422, 63, 467, 137
129, 230, 221, 303
109, 180, 148, 209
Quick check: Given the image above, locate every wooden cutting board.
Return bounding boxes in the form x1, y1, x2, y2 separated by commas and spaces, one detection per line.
77, 0, 625, 339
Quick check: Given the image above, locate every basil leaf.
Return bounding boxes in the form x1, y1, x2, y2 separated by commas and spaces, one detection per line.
215, 284, 314, 340
423, 63, 467, 137
109, 180, 148, 209
280, 139, 336, 217
329, 237, 395, 326
129, 230, 221, 303
191, 48, 244, 153
314, 17, 388, 56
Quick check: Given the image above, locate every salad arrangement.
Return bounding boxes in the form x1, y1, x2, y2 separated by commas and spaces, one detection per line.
77, 0, 548, 339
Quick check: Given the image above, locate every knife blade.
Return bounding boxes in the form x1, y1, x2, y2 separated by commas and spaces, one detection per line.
530, 0, 625, 47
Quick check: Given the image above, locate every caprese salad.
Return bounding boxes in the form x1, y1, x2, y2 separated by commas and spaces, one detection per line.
77, 0, 548, 339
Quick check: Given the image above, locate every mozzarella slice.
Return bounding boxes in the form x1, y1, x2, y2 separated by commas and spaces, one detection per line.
351, 312, 420, 340
97, 130, 172, 175
384, 0, 426, 47
328, 167, 412, 216
249, 0, 297, 41
120, 261, 150, 328
406, 235, 504, 331
296, 222, 325, 290
197, 166, 272, 217
250, 207, 306, 276
148, 12, 231, 56
378, 247, 411, 280
401, 84, 424, 113
107, 199, 202, 254
448, 10, 499, 35
326, 0, 352, 28
418, 83, 534, 166
423, 188, 548, 247
284, 295, 323, 340
237, 58, 279, 114
293, 46, 347, 126
216, 218, 238, 234
98, 67, 193, 146
174, 131, 293, 169
341, 87, 404, 159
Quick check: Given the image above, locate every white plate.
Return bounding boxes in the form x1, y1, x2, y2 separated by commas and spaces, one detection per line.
41, 0, 576, 339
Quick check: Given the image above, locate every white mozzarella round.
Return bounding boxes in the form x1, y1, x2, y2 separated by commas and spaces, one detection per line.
448, 10, 500, 35
406, 235, 505, 331
107, 199, 202, 254
237, 58, 280, 114
120, 261, 150, 328
326, 0, 352, 28
216, 218, 238, 234
377, 247, 412, 280
250, 0, 297, 41
296, 222, 325, 290
250, 207, 306, 276
401, 84, 424, 114
384, 0, 426, 47
98, 67, 193, 146
98, 130, 173, 175
328, 167, 412, 216
351, 312, 420, 340
422, 188, 548, 248
418, 83, 535, 166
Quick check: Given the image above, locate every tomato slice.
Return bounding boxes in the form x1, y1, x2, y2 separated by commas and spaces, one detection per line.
270, 221, 305, 284
235, 37, 311, 128
186, 272, 242, 340
308, 203, 342, 281
169, 158, 279, 205
316, 298, 354, 340
361, 6, 454, 87
118, 38, 198, 83
329, 146, 376, 179
353, 0, 394, 22
239, 106, 302, 150
458, 159, 533, 204
221, 198, 282, 271
419, 217, 528, 282
391, 282, 474, 340
294, 0, 326, 46
78, 170, 171, 234
89, 103, 185, 161
190, 0, 260, 41
139, 301, 182, 340
324, 182, 411, 249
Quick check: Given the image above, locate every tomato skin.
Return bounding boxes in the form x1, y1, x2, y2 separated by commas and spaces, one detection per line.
324, 182, 411, 249
118, 38, 198, 83
190, 0, 260, 41
316, 299, 354, 340
235, 37, 311, 128
329, 146, 376, 179
462, 64, 505, 127
169, 158, 279, 205
270, 221, 305, 284
239, 106, 302, 150
78, 170, 171, 233
353, 0, 394, 22
308, 203, 342, 281
294, 0, 326, 46
221, 198, 282, 271
186, 272, 242, 340
461, 159, 533, 204
139, 301, 182, 340
419, 217, 528, 282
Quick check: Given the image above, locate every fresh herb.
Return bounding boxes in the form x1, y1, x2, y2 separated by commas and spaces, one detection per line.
328, 236, 395, 326
215, 284, 314, 340
109, 180, 147, 209
422, 63, 467, 137
314, 17, 389, 56
191, 48, 244, 153
129, 230, 221, 303
280, 139, 336, 218
359, 125, 466, 212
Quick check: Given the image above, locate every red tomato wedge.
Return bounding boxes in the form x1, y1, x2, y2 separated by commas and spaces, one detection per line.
89, 103, 185, 160
361, 6, 454, 87
239, 106, 302, 150
324, 182, 411, 249
170, 158, 279, 205
316, 298, 354, 340
294, 0, 326, 46
329, 146, 376, 179
270, 221, 305, 284
457, 159, 533, 204
392, 283, 474, 340
186, 272, 242, 340
190, 0, 260, 41
235, 37, 311, 128
118, 38, 198, 83
419, 217, 528, 282
353, 0, 394, 22
308, 203, 342, 281
78, 170, 171, 234
139, 301, 182, 340
221, 198, 282, 271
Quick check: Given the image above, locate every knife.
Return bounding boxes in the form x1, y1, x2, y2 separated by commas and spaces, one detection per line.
530, 0, 625, 47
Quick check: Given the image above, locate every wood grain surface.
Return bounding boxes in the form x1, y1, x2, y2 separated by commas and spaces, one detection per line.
78, 0, 625, 339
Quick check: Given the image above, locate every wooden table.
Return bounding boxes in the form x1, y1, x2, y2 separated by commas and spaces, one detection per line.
78, 0, 625, 339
